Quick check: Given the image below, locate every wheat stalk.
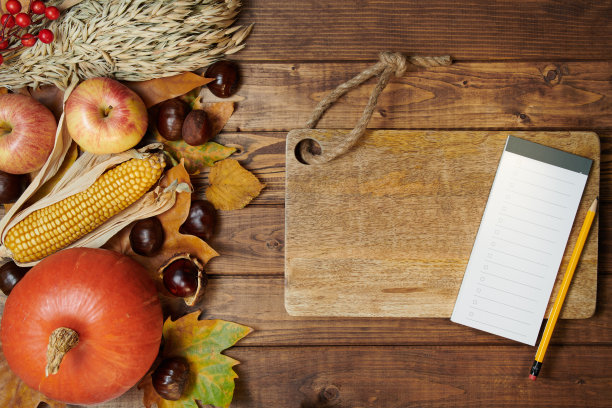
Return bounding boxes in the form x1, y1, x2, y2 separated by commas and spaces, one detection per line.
1, 0, 252, 89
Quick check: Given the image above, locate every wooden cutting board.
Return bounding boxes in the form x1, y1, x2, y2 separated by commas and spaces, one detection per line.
285, 130, 599, 318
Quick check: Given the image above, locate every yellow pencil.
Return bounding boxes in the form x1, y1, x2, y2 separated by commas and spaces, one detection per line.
529, 196, 598, 380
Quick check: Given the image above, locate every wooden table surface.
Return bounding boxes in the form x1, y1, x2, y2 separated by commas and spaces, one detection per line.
88, 1, 612, 407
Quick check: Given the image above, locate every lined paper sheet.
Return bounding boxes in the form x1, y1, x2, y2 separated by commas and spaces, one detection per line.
451, 136, 592, 345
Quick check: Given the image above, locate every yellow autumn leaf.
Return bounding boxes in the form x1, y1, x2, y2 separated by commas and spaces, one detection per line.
205, 159, 264, 210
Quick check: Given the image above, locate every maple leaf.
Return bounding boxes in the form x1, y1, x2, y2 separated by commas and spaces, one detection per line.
0, 341, 65, 408
139, 313, 252, 408
125, 72, 213, 108
206, 159, 264, 210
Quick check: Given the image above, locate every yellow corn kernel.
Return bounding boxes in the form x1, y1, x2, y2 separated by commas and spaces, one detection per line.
4, 154, 165, 263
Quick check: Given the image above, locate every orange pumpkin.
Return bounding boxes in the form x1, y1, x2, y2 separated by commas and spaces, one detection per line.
0, 248, 162, 405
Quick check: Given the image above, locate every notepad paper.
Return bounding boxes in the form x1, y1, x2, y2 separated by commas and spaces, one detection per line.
451, 136, 592, 345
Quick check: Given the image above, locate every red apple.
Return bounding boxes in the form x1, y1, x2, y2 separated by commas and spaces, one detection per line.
65, 77, 147, 154
0, 94, 57, 174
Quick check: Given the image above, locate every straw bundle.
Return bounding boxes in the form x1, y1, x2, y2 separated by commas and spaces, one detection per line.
1, 0, 252, 89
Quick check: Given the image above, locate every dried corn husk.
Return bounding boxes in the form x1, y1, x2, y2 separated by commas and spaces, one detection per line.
0, 111, 189, 267
1, 0, 252, 89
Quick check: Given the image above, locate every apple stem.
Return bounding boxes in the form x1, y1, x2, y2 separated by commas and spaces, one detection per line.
102, 105, 113, 117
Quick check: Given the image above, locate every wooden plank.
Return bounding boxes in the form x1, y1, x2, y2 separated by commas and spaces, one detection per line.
285, 130, 599, 318
224, 61, 612, 131
225, 346, 612, 408
206, 206, 284, 275
235, 0, 612, 61
197, 276, 612, 346
73, 345, 612, 408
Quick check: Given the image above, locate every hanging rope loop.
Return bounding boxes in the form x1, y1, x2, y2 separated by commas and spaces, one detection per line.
300, 52, 452, 165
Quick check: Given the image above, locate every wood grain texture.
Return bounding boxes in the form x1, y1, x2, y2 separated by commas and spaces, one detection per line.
286, 130, 599, 318
226, 346, 612, 408
235, 0, 612, 61
198, 276, 612, 346
225, 61, 612, 132
67, 345, 612, 408
206, 206, 284, 275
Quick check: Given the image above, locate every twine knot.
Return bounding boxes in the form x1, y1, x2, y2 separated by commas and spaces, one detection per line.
379, 52, 407, 77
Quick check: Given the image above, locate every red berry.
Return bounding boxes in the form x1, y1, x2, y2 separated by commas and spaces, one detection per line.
1, 14, 15, 28
38, 28, 53, 43
0, 54, 3, 65
21, 33, 36, 47
14, 12, 30, 27
44, 6, 59, 20
30, 0, 45, 14
5, 0, 21, 15
0, 38, 8, 49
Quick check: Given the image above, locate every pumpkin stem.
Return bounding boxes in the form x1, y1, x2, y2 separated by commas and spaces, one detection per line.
45, 327, 79, 376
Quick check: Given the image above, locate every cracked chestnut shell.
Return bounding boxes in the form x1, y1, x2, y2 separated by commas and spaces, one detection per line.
182, 109, 212, 146
152, 356, 190, 401
179, 200, 216, 241
159, 254, 207, 306
129, 217, 165, 256
0, 171, 29, 204
157, 98, 189, 141
0, 261, 30, 295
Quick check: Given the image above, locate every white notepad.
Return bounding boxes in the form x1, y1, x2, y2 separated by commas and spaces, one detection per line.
451, 136, 592, 345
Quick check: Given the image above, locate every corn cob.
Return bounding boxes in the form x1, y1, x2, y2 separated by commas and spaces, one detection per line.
4, 154, 165, 263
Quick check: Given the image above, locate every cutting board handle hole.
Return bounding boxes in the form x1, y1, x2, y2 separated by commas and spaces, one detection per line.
294, 138, 322, 165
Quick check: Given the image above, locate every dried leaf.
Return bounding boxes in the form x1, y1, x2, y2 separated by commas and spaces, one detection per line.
0, 341, 65, 408
161, 141, 236, 175
206, 159, 264, 210
104, 162, 218, 308
26, 141, 78, 205
139, 313, 252, 408
193, 102, 235, 137
29, 85, 65, 121
125, 73, 213, 108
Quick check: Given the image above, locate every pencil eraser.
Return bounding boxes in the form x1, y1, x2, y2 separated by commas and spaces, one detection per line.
529, 374, 537, 381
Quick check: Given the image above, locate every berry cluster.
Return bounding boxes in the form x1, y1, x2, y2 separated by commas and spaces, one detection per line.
0, 0, 59, 65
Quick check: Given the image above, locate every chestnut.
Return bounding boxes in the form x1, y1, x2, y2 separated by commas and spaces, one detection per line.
179, 200, 216, 241
205, 60, 240, 98
157, 98, 189, 141
159, 254, 207, 306
182, 110, 212, 146
129, 217, 165, 256
0, 261, 30, 295
0, 171, 29, 204
152, 356, 190, 401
